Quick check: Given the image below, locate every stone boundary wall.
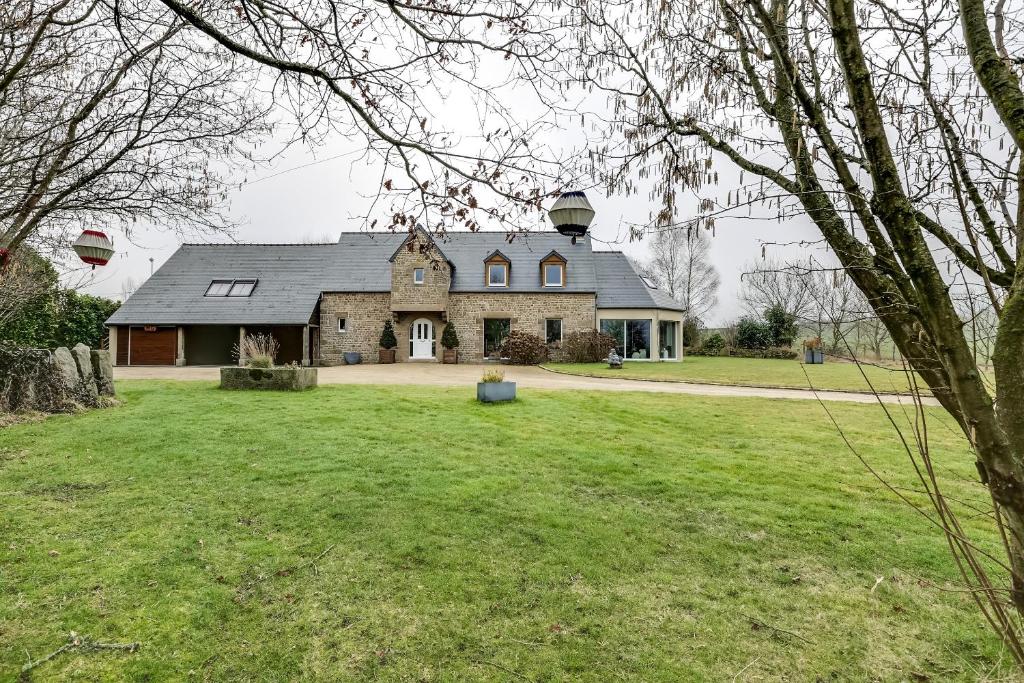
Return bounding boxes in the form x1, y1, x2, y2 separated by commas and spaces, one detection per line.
0, 344, 115, 414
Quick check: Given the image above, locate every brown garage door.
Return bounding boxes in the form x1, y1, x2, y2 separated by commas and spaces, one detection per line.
126, 326, 176, 365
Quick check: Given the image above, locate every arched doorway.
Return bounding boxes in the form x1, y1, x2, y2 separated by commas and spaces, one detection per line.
409, 318, 435, 359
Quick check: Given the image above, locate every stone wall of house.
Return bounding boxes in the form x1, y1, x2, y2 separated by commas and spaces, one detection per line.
319, 291, 598, 364
393, 312, 447, 362
447, 292, 597, 362
389, 234, 451, 312
319, 293, 391, 365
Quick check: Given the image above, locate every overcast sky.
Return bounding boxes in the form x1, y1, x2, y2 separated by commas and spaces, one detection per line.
75, 133, 823, 326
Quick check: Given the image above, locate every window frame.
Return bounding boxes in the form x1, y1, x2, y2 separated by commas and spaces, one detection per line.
227, 279, 257, 297
205, 278, 257, 297
487, 262, 509, 287
338, 317, 348, 333
204, 280, 233, 297
600, 318, 653, 360
543, 263, 564, 287
413, 267, 425, 285
545, 318, 563, 345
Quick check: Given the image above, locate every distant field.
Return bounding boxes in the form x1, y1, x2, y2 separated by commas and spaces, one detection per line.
0, 381, 1007, 680
545, 356, 925, 394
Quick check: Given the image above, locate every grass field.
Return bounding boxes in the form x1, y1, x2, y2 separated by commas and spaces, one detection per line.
0, 381, 1008, 680
544, 356, 925, 393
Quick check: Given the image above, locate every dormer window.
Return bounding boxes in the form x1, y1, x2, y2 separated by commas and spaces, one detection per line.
488, 263, 508, 287
543, 263, 563, 287
205, 279, 257, 297
540, 250, 567, 288
413, 267, 425, 285
484, 250, 511, 288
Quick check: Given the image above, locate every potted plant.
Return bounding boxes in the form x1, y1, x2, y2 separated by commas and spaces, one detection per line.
221, 333, 317, 390
477, 368, 516, 403
803, 337, 824, 365
441, 322, 459, 364
379, 319, 398, 364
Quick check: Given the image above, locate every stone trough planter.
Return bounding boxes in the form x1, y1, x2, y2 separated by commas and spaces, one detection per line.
220, 366, 318, 391
477, 381, 516, 403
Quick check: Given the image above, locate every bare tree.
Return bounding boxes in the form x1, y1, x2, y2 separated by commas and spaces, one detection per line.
739, 257, 814, 321
0, 247, 57, 329
561, 0, 1024, 655
119, 277, 138, 303
0, 0, 271, 259
804, 268, 861, 354
645, 227, 720, 324
151, 0, 573, 237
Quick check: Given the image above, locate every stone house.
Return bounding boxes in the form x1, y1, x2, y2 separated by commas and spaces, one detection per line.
105, 229, 685, 366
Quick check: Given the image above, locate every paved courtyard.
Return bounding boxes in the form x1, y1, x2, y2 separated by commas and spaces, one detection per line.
114, 363, 937, 405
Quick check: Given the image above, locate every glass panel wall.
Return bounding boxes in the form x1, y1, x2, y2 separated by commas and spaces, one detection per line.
658, 321, 678, 359
626, 320, 651, 359
600, 319, 625, 357
600, 319, 652, 359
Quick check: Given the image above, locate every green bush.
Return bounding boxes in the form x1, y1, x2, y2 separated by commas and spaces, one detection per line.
379, 319, 398, 350
500, 330, 548, 365
562, 329, 618, 363
699, 332, 726, 356
728, 346, 799, 360
54, 290, 120, 349
441, 322, 459, 349
1, 247, 119, 349
735, 318, 773, 349
764, 304, 798, 348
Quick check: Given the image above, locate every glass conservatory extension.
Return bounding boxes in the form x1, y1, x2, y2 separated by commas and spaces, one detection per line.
600, 317, 680, 360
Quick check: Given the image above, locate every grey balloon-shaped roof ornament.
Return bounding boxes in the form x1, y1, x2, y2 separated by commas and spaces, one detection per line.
548, 191, 595, 244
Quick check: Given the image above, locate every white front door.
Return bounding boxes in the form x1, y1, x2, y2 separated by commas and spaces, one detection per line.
411, 318, 434, 359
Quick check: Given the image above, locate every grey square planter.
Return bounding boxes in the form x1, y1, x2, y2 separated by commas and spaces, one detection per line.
221, 366, 318, 391
477, 381, 516, 403
804, 349, 824, 364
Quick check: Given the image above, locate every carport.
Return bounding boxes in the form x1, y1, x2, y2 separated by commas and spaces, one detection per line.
104, 243, 333, 367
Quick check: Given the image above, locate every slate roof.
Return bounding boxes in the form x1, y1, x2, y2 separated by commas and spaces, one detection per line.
107, 231, 682, 325
592, 251, 686, 312
429, 231, 596, 293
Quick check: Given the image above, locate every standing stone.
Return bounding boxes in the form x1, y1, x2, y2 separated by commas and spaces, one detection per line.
53, 347, 80, 390
91, 349, 116, 396
71, 343, 99, 402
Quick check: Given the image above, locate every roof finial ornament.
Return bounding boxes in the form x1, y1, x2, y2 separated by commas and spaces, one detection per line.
548, 191, 595, 245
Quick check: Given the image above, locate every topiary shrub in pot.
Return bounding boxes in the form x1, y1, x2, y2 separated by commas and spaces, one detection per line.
379, 319, 397, 364
441, 322, 459, 364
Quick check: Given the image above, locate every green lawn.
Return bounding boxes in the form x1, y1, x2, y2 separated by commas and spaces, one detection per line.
545, 356, 925, 393
0, 381, 1008, 680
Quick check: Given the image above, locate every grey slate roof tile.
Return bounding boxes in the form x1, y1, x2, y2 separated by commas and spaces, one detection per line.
592, 251, 686, 312
107, 232, 682, 325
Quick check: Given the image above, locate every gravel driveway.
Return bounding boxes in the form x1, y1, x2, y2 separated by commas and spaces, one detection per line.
114, 363, 937, 405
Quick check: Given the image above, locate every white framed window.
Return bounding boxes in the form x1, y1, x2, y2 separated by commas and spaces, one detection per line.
543, 263, 564, 287
338, 317, 347, 333
487, 263, 508, 287
545, 318, 562, 345
413, 267, 425, 285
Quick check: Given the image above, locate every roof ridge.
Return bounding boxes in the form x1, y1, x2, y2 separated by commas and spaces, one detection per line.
181, 242, 338, 247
